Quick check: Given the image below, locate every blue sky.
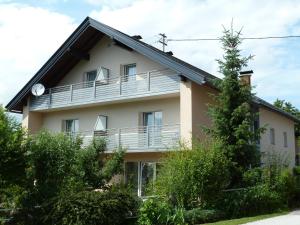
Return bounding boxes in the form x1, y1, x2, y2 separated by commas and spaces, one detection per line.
1, 0, 300, 111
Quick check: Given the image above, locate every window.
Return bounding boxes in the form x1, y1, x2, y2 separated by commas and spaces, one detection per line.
94, 115, 107, 131
270, 128, 275, 145
125, 161, 161, 197
85, 70, 97, 82
97, 67, 109, 84
94, 115, 107, 136
123, 64, 136, 81
283, 132, 288, 147
63, 119, 79, 136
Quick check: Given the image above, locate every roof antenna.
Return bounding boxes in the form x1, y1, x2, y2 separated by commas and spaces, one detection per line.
158, 33, 167, 52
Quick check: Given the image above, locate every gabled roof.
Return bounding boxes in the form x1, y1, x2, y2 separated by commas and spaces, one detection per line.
6, 17, 208, 112
5, 17, 300, 123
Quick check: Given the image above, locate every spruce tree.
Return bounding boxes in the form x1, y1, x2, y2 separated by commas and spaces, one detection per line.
208, 27, 263, 186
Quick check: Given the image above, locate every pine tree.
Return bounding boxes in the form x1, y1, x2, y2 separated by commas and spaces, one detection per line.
208, 26, 263, 186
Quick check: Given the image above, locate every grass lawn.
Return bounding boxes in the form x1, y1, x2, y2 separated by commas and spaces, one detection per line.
202, 211, 289, 225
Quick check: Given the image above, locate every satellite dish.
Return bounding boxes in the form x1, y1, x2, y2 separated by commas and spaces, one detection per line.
31, 83, 45, 96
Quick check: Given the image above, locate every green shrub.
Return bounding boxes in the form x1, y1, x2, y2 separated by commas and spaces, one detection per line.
47, 186, 139, 225
155, 140, 230, 209
293, 166, 300, 175
138, 197, 185, 225
221, 185, 282, 218
184, 208, 223, 224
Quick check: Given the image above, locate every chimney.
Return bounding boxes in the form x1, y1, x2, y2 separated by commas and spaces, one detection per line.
239, 70, 253, 86
131, 35, 142, 40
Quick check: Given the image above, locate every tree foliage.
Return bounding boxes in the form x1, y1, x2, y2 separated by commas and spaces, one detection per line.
274, 99, 300, 137
155, 140, 230, 209
78, 138, 125, 189
208, 27, 263, 185
0, 107, 26, 187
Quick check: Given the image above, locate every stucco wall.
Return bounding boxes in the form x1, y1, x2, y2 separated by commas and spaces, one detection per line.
259, 107, 296, 167
42, 97, 179, 132
58, 36, 166, 86
22, 104, 43, 134
191, 82, 216, 140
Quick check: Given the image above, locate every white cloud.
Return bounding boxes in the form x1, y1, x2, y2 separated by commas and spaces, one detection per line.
90, 0, 300, 107
85, 0, 134, 8
0, 3, 77, 106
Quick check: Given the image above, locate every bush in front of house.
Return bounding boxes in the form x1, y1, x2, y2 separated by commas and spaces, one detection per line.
46, 186, 140, 225
155, 140, 230, 210
183, 208, 224, 224
138, 196, 185, 225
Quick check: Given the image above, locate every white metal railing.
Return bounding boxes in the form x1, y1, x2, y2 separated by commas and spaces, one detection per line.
30, 69, 180, 111
67, 124, 180, 151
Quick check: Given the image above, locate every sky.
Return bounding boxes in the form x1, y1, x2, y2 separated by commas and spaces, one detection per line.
1, 0, 300, 113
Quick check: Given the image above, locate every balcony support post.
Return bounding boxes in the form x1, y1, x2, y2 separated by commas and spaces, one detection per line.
93, 81, 96, 98
146, 126, 149, 148
119, 76, 122, 95
118, 128, 121, 147
70, 85, 73, 102
147, 71, 151, 91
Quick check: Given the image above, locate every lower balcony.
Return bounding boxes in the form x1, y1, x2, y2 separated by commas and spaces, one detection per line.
72, 124, 180, 152
30, 69, 180, 111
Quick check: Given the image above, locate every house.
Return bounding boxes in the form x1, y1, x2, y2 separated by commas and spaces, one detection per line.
6, 17, 300, 196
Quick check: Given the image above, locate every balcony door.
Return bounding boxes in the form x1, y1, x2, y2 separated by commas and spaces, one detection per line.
143, 111, 162, 147
63, 119, 79, 137
123, 64, 136, 81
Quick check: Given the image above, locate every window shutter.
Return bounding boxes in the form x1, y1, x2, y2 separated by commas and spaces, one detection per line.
61, 120, 66, 132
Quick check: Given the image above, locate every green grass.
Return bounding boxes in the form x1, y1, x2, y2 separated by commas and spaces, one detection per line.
202, 211, 289, 225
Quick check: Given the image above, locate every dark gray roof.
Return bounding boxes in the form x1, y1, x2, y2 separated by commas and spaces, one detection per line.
5, 17, 300, 123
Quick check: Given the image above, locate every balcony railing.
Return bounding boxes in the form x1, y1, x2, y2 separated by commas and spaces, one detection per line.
30, 69, 180, 111
68, 124, 180, 152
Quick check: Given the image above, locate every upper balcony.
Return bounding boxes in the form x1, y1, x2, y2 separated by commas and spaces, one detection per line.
29, 69, 180, 111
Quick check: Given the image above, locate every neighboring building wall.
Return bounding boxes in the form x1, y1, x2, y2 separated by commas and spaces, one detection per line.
42, 97, 180, 132
259, 107, 296, 167
58, 36, 166, 86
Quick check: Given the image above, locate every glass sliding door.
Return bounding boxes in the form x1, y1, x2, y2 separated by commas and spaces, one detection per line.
125, 161, 160, 197
140, 162, 155, 196
124, 162, 139, 194
143, 111, 162, 147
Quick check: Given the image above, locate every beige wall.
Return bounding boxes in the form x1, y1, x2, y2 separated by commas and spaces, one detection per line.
259, 107, 296, 167
42, 97, 179, 132
22, 103, 43, 134
58, 36, 166, 86
180, 80, 192, 144
191, 82, 216, 140
179, 80, 216, 143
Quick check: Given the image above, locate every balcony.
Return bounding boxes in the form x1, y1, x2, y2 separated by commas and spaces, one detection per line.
30, 69, 180, 111
73, 124, 180, 152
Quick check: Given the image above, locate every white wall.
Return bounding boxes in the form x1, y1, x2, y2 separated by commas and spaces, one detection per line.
259, 107, 296, 167
42, 97, 180, 132
58, 36, 166, 85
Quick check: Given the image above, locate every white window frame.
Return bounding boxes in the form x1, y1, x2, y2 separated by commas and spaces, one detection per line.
124, 161, 160, 197
94, 115, 108, 131
123, 63, 136, 81
85, 70, 98, 82
97, 67, 110, 84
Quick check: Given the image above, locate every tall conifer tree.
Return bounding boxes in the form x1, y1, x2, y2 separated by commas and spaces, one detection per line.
208, 26, 263, 185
